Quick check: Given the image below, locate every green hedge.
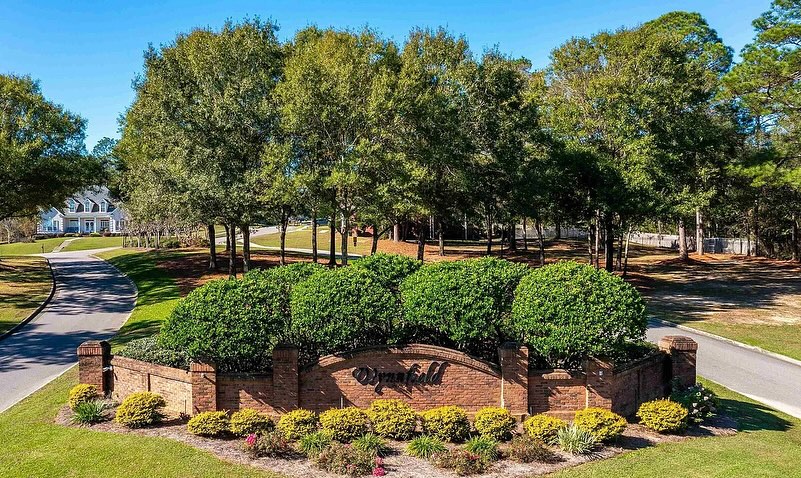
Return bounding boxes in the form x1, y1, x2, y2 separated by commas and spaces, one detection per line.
397, 257, 530, 358
512, 261, 646, 366
351, 253, 421, 292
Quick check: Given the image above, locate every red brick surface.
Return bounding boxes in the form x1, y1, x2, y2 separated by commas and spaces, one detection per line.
110, 356, 192, 414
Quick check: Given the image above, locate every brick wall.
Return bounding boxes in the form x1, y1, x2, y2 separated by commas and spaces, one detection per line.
78, 337, 697, 418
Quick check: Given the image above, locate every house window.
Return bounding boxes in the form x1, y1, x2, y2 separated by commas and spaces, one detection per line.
84, 200, 91, 212
100, 220, 110, 231
101, 200, 107, 213
68, 200, 75, 213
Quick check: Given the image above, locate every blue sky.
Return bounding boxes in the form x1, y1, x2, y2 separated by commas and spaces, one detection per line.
0, 0, 772, 150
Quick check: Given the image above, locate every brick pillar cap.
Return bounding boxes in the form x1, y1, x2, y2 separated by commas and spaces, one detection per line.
190, 361, 217, 372
659, 335, 698, 352
77, 340, 110, 356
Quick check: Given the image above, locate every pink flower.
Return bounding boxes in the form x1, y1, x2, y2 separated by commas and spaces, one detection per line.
374, 457, 384, 467
372, 467, 386, 477
245, 434, 257, 446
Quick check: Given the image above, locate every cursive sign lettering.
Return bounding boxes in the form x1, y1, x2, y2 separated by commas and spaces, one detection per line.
352, 362, 448, 392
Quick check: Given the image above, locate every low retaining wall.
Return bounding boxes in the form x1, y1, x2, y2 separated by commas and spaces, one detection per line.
77, 336, 696, 418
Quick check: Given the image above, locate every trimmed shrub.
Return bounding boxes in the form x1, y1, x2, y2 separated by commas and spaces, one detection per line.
464, 435, 500, 462
507, 435, 558, 463
69, 384, 99, 411
671, 382, 719, 424
512, 261, 647, 366
398, 257, 530, 359
160, 237, 181, 249
116, 335, 189, 369
289, 267, 396, 362
557, 424, 596, 455
187, 411, 230, 437
637, 399, 688, 433
420, 406, 471, 442
297, 430, 333, 458
319, 407, 371, 442
473, 406, 516, 441
365, 399, 417, 440
277, 409, 318, 440
351, 253, 421, 292
313, 442, 374, 477
523, 414, 567, 444
243, 430, 294, 458
71, 400, 109, 425
115, 392, 166, 428
89, 232, 101, 237
229, 409, 274, 436
406, 435, 447, 459
352, 433, 391, 457
573, 408, 627, 442
432, 449, 488, 475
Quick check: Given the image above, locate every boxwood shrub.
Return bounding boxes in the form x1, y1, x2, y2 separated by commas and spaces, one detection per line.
318, 407, 371, 442
473, 406, 516, 440
290, 267, 396, 363
187, 411, 230, 437
116, 335, 189, 369
573, 407, 627, 442
637, 399, 688, 433
366, 399, 418, 440
115, 392, 166, 428
420, 405, 471, 442
350, 253, 421, 292
398, 257, 530, 359
512, 261, 646, 366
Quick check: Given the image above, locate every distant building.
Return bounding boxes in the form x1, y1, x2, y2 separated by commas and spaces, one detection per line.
37, 186, 128, 234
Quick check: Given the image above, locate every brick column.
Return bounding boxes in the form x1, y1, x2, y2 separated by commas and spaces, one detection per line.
272, 346, 299, 412
659, 335, 698, 389
190, 362, 217, 414
77, 340, 111, 394
499, 342, 529, 417
585, 358, 614, 409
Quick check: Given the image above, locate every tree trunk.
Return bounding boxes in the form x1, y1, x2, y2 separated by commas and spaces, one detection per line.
535, 217, 545, 266
623, 225, 632, 278
745, 217, 751, 257
616, 232, 623, 271
393, 222, 400, 243
328, 212, 337, 266
594, 210, 601, 269
438, 219, 445, 256
341, 213, 349, 266
228, 224, 237, 277
508, 223, 517, 252
371, 225, 380, 255
678, 219, 688, 261
793, 214, 799, 262
223, 224, 230, 254
242, 225, 251, 272
464, 213, 468, 240
207, 224, 217, 270
587, 221, 595, 265
416, 219, 425, 261
696, 207, 705, 256
280, 210, 289, 266
486, 212, 493, 255
311, 209, 318, 263
604, 213, 614, 272
555, 220, 561, 240
754, 200, 761, 257
522, 217, 528, 251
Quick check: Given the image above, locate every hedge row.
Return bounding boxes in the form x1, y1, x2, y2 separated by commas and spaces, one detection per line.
148, 254, 647, 372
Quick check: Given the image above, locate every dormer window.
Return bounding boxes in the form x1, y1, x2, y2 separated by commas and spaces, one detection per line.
101, 200, 107, 213
68, 199, 76, 213
84, 200, 91, 212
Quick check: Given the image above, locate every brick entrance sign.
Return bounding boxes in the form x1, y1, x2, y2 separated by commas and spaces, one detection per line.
77, 336, 697, 418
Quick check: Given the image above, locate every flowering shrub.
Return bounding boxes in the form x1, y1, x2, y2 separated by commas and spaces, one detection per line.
523, 414, 567, 444
313, 442, 374, 477
473, 406, 516, 440
671, 382, 719, 423
432, 449, 488, 475
277, 409, 318, 440
420, 406, 471, 442
319, 407, 371, 442
464, 435, 500, 462
372, 457, 386, 477
507, 435, 558, 463
637, 399, 688, 433
573, 407, 627, 442
366, 399, 417, 439
242, 430, 294, 458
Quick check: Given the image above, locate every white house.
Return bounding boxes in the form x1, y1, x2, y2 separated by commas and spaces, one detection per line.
38, 186, 128, 234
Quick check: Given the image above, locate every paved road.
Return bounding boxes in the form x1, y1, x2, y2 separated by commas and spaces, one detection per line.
0, 249, 136, 413
648, 319, 801, 419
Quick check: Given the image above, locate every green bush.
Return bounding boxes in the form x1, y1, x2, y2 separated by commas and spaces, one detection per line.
289, 267, 396, 362
507, 435, 558, 463
671, 382, 719, 423
432, 449, 488, 475
523, 414, 567, 444
464, 435, 500, 462
557, 424, 596, 455
313, 442, 375, 477
160, 237, 181, 248
187, 411, 230, 437
512, 261, 647, 366
243, 430, 294, 458
319, 407, 371, 442
297, 430, 333, 457
420, 406, 471, 442
116, 335, 189, 369
229, 408, 274, 436
351, 253, 421, 292
637, 399, 688, 433
68, 384, 99, 411
277, 409, 318, 440
573, 407, 627, 442
365, 399, 417, 439
71, 400, 109, 425
473, 406, 516, 441
115, 392, 166, 428
406, 435, 447, 459
352, 433, 391, 457
398, 257, 530, 359
89, 232, 101, 237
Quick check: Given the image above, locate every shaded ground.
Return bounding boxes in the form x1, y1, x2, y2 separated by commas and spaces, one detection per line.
0, 256, 51, 335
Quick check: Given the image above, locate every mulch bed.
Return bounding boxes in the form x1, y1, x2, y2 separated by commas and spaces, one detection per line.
56, 406, 736, 478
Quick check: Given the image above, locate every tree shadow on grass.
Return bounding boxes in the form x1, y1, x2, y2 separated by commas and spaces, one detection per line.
720, 397, 792, 432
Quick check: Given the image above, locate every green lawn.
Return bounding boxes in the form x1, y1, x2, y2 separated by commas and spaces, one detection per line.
0, 238, 64, 255
251, 226, 372, 255
62, 236, 125, 252
0, 256, 52, 335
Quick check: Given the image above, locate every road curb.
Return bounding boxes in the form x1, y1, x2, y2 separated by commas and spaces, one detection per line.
0, 257, 57, 342
649, 317, 801, 369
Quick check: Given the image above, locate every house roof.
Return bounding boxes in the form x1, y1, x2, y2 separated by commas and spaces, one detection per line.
41, 186, 128, 220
